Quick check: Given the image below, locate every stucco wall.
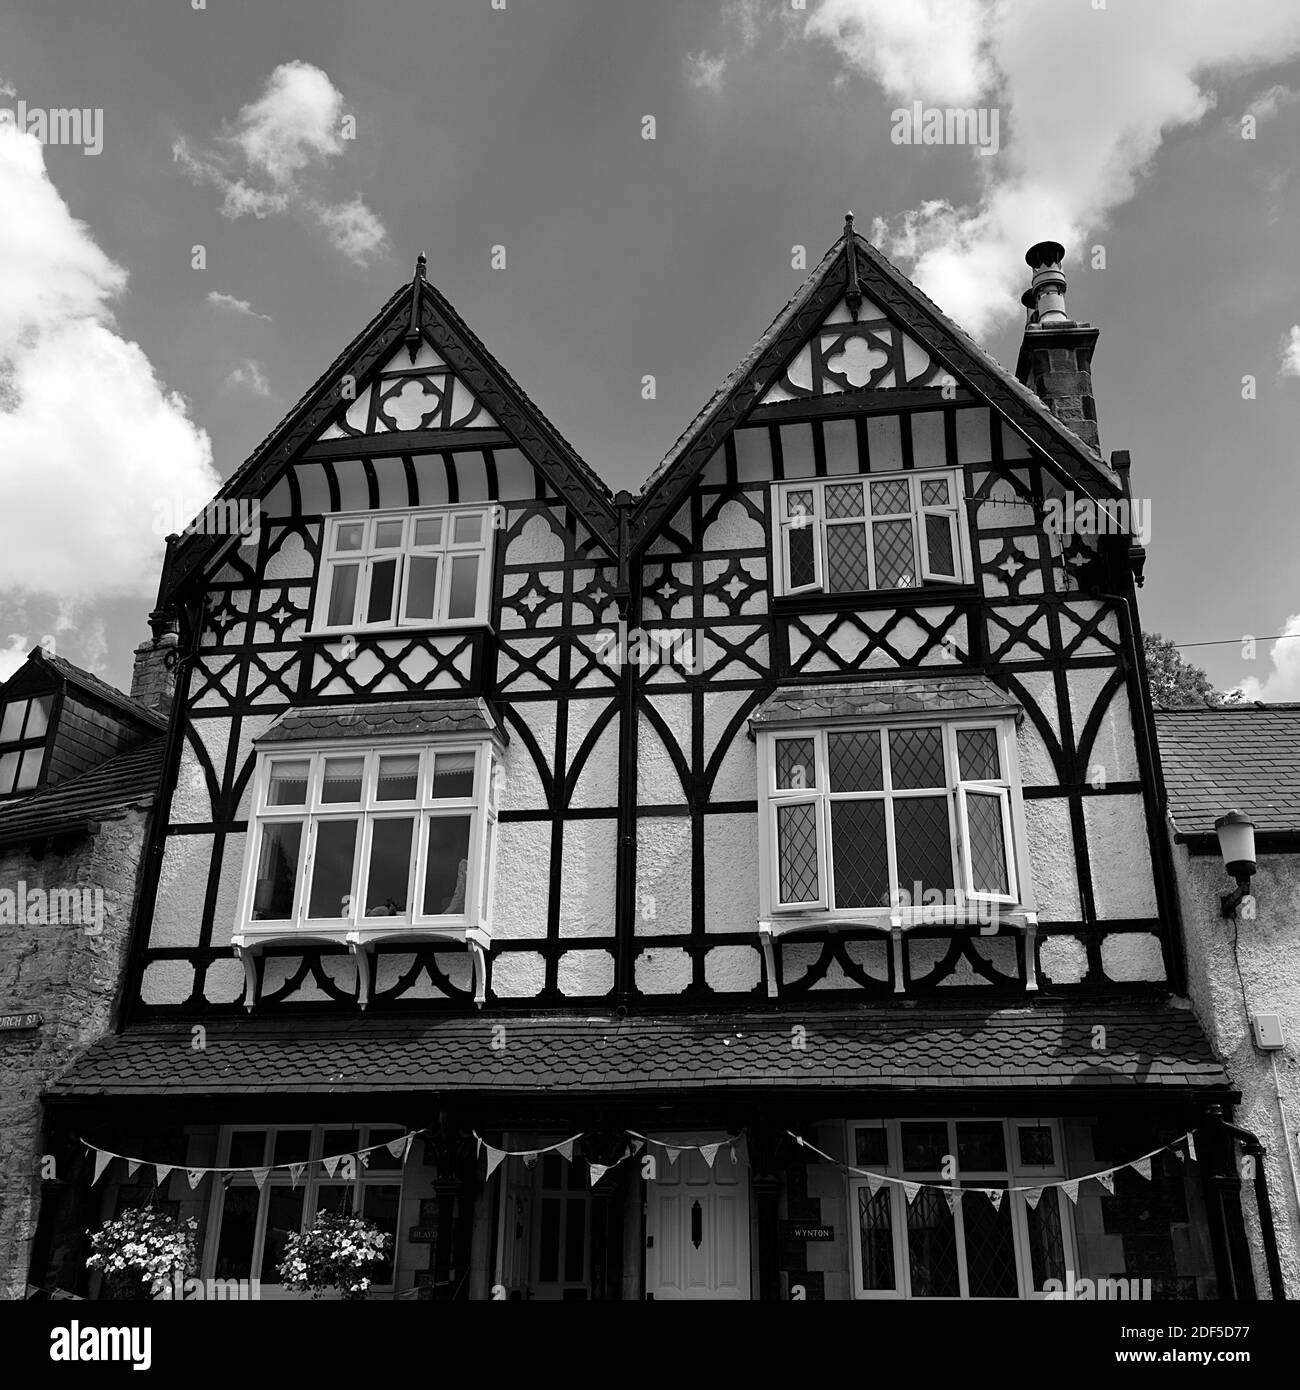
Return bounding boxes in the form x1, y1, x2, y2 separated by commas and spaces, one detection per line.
1173, 839, 1300, 1298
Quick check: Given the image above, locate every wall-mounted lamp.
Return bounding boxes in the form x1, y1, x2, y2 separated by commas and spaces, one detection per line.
1214, 809, 1256, 919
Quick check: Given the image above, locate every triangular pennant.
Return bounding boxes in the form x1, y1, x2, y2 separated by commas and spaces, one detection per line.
1095, 1170, 1115, 1195
387, 1138, 406, 1159
322, 1155, 340, 1179
126, 1159, 141, 1179
155, 1164, 173, 1187
589, 1163, 608, 1187
1174, 1146, 1185, 1163
865, 1171, 886, 1196
358, 1149, 371, 1169
1186, 1134, 1197, 1162
663, 1146, 680, 1165
902, 1181, 922, 1206
403, 1134, 415, 1163
555, 1140, 574, 1163
522, 1153, 537, 1169
729, 1145, 738, 1166
1023, 1187, 1045, 1210
1061, 1180, 1080, 1206
289, 1163, 305, 1189
943, 1188, 963, 1214
475, 1136, 484, 1157
630, 1139, 645, 1156
484, 1147, 506, 1180
1131, 1157, 1152, 1182
700, 1143, 721, 1169
251, 1167, 270, 1191
92, 1150, 112, 1186
187, 1168, 206, 1190
985, 1189, 1004, 1213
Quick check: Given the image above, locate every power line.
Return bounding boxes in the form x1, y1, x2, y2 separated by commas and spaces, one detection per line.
1172, 632, 1300, 651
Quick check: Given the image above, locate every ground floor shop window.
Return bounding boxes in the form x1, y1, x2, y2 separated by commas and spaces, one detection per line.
206, 1125, 405, 1295
848, 1118, 1073, 1299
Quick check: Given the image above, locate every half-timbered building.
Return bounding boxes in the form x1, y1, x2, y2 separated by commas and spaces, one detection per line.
31, 224, 1273, 1300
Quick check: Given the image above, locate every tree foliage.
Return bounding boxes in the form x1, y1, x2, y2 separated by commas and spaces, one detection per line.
1142, 631, 1243, 708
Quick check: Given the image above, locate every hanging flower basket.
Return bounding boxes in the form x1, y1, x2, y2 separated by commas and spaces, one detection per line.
85, 1207, 198, 1300
276, 1212, 393, 1300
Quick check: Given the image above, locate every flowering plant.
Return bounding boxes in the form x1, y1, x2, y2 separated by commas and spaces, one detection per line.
85, 1207, 198, 1300
276, 1212, 392, 1299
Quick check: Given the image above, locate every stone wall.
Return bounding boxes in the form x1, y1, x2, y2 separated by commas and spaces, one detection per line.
0, 809, 149, 1298
1174, 841, 1300, 1298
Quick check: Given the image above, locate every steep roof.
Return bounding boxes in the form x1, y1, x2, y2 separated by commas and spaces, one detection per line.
1155, 704, 1300, 837
0, 738, 165, 848
633, 227, 1122, 551
164, 267, 619, 603
0, 648, 165, 731
48, 1002, 1226, 1098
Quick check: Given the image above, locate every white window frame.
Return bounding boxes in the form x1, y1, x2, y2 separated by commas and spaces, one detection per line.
202, 1123, 407, 1300
311, 505, 495, 635
846, 1118, 1076, 1301
771, 468, 969, 598
0, 692, 53, 794
233, 737, 499, 950
756, 714, 1033, 928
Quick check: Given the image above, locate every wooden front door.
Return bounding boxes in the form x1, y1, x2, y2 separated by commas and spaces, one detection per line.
645, 1138, 751, 1300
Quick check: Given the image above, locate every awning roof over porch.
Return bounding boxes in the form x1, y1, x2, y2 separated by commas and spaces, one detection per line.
47, 1002, 1228, 1100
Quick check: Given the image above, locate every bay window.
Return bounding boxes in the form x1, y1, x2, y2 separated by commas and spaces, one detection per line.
773, 469, 967, 598
313, 505, 494, 633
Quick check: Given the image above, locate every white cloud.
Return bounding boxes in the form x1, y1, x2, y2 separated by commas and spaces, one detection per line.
223, 359, 271, 396
687, 52, 728, 92
1245, 82, 1300, 123
1238, 613, 1300, 701
206, 290, 272, 321
0, 124, 217, 602
804, 0, 1300, 335
0, 634, 28, 681
174, 62, 388, 267
1280, 325, 1300, 379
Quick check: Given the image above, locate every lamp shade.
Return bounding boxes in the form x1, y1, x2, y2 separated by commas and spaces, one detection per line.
1214, 810, 1256, 880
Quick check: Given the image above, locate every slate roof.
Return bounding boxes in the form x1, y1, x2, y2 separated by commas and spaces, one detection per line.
0, 738, 165, 847
256, 698, 504, 745
751, 677, 1019, 726
47, 1003, 1227, 1099
3, 649, 166, 730
1156, 704, 1300, 836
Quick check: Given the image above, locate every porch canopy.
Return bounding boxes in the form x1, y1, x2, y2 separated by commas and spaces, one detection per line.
47, 1001, 1228, 1105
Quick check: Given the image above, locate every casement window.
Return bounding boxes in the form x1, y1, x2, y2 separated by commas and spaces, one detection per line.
236, 741, 498, 945
848, 1119, 1074, 1300
0, 694, 52, 794
758, 719, 1025, 917
313, 506, 494, 633
207, 1125, 405, 1297
773, 470, 966, 598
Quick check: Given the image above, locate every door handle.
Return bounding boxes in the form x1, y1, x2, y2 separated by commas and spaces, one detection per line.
691, 1200, 703, 1250
645, 1235, 654, 1248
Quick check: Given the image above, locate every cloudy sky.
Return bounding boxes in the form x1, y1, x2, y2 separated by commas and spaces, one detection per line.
1, 0, 1298, 698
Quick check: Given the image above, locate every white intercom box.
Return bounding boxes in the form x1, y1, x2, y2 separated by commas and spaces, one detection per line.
1252, 1013, 1285, 1050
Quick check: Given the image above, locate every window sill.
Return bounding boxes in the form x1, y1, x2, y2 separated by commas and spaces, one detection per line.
304, 622, 492, 642
772, 585, 977, 615
232, 924, 490, 1009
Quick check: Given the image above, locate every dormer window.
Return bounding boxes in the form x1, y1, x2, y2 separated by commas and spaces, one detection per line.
0, 695, 53, 795
773, 469, 968, 598
312, 505, 494, 634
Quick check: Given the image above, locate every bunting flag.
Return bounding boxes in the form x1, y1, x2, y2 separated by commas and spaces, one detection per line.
387, 1137, 407, 1160
1132, 1156, 1152, 1181
126, 1159, 141, 1179
186, 1169, 205, 1190
358, 1150, 371, 1169
1186, 1134, 1197, 1162
322, 1155, 340, 1179
865, 1171, 886, 1197
555, 1140, 574, 1163
1061, 1180, 1081, 1205
730, 1146, 738, 1166
403, 1135, 415, 1163
589, 1163, 609, 1187
522, 1153, 537, 1169
943, 1188, 963, 1215
902, 1181, 922, 1206
92, 1149, 113, 1185
155, 1164, 173, 1187
485, 1148, 506, 1180
1095, 1170, 1115, 1195
475, 1136, 484, 1158
663, 1147, 680, 1165
251, 1167, 270, 1191
630, 1139, 645, 1156
985, 1189, 1004, 1213
1023, 1187, 1043, 1210
700, 1143, 721, 1169
289, 1163, 305, 1189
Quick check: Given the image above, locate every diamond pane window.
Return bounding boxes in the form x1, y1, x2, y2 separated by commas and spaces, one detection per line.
872, 519, 916, 588
893, 797, 955, 894
906, 1188, 960, 1298
921, 477, 950, 506
826, 482, 865, 519
777, 801, 820, 903
924, 512, 955, 575
826, 523, 871, 592
786, 489, 813, 519
1018, 1126, 1056, 1168
775, 738, 816, 790
889, 727, 946, 789
1027, 1192, 1068, 1289
787, 525, 817, 590
956, 728, 1000, 781
828, 730, 883, 792
870, 479, 910, 514
962, 1182, 1018, 1298
966, 791, 1009, 895
831, 799, 889, 908
858, 1187, 896, 1291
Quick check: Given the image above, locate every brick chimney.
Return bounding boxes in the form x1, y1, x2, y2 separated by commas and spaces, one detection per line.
130, 631, 178, 717
1015, 241, 1100, 452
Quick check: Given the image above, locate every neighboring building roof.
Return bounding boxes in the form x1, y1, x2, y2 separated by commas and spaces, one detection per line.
1, 649, 166, 731
0, 738, 165, 848
1155, 704, 1300, 837
751, 676, 1019, 727
47, 1003, 1227, 1098
255, 698, 506, 745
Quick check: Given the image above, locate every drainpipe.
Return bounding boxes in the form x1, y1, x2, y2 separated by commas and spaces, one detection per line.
612, 493, 639, 1011
1206, 1104, 1287, 1300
